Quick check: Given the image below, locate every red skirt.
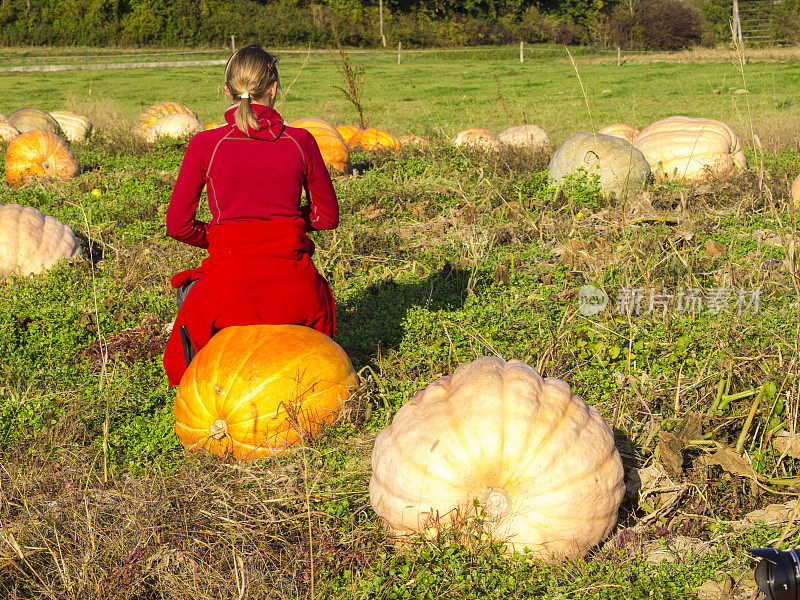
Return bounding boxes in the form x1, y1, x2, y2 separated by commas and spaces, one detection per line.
163, 218, 335, 386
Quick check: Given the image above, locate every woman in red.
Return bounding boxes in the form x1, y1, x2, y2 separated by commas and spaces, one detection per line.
163, 44, 339, 386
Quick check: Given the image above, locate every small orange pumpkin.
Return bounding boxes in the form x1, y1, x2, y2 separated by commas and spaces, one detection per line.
347, 128, 402, 151
289, 118, 350, 175
336, 124, 361, 144
5, 130, 81, 186
173, 324, 359, 460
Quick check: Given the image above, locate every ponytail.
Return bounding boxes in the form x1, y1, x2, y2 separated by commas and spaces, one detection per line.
224, 44, 280, 135
234, 93, 258, 135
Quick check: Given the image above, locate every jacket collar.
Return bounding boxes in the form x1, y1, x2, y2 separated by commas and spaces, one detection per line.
224, 103, 285, 140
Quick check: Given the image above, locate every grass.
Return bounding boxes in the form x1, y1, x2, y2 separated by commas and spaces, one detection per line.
0, 44, 799, 599
2, 44, 800, 149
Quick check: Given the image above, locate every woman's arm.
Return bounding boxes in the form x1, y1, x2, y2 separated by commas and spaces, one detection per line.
301, 132, 339, 231
166, 136, 211, 248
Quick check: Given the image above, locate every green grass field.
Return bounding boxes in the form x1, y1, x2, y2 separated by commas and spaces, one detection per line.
3, 44, 800, 148
1, 45, 799, 599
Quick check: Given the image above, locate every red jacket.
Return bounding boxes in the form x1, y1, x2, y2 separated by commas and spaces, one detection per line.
163, 104, 339, 386
166, 104, 339, 248
163, 219, 335, 386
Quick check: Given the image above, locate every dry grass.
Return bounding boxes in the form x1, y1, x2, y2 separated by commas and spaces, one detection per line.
0, 436, 377, 600
580, 44, 800, 64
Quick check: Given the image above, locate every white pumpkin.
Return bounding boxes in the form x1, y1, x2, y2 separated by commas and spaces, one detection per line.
399, 134, 428, 148
370, 357, 625, 560
633, 116, 746, 181
453, 129, 501, 152
144, 113, 203, 143
0, 204, 81, 276
548, 132, 650, 200
497, 125, 549, 149
0, 121, 19, 143
598, 123, 638, 144
49, 111, 94, 143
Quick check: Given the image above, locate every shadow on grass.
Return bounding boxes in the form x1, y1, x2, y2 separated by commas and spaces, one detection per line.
335, 263, 470, 367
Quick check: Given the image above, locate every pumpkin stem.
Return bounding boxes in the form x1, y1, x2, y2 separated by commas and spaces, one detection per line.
209, 419, 228, 440
481, 487, 512, 520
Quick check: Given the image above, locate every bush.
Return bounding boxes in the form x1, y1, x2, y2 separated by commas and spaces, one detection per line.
633, 0, 704, 50
772, 0, 800, 44
515, 6, 566, 43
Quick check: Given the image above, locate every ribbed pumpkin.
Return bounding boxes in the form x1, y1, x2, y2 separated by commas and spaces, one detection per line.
792, 174, 800, 209
0, 121, 19, 143
497, 125, 550, 149
204, 122, 223, 130
633, 116, 746, 181
173, 324, 359, 460
132, 101, 199, 138
598, 123, 639, 144
144, 113, 203, 143
336, 124, 361, 144
289, 118, 350, 175
548, 132, 650, 201
347, 128, 402, 151
5, 130, 81, 186
453, 128, 501, 152
370, 357, 624, 560
8, 108, 63, 136
0, 203, 81, 276
49, 111, 93, 143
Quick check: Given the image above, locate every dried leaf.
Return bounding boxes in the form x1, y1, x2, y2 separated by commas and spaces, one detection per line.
493, 264, 510, 285
773, 431, 800, 459
704, 239, 726, 259
743, 500, 799, 527
674, 411, 703, 442
658, 432, 684, 477
700, 447, 758, 481
694, 574, 734, 600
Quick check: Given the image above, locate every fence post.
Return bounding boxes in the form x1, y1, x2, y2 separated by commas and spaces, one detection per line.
231, 35, 235, 53
617, 46, 621, 66
520, 41, 524, 63
379, 0, 386, 47
397, 41, 401, 65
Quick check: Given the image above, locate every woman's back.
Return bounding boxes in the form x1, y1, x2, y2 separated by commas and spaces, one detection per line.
167, 104, 338, 247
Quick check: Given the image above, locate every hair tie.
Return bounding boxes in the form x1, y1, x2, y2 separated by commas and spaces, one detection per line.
240, 92, 250, 99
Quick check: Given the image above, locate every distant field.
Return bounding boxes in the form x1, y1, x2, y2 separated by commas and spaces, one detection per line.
2, 44, 800, 148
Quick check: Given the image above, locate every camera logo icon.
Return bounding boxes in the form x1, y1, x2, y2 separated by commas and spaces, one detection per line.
577, 285, 609, 316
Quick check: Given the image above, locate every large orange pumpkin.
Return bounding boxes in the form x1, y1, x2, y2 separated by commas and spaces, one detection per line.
336, 124, 361, 144
5, 130, 81, 186
347, 128, 402, 151
288, 118, 350, 175
173, 324, 359, 460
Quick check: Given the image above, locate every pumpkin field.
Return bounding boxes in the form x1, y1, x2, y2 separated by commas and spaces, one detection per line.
1, 45, 800, 599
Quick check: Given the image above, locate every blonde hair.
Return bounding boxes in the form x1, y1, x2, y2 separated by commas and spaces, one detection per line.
224, 44, 279, 135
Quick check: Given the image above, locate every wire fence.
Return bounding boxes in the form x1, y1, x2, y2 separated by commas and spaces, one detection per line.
0, 43, 782, 72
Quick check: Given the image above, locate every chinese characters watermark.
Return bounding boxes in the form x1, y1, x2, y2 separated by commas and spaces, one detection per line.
577, 285, 760, 317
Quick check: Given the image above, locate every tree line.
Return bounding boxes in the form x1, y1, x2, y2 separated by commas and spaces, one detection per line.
1, 0, 797, 49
